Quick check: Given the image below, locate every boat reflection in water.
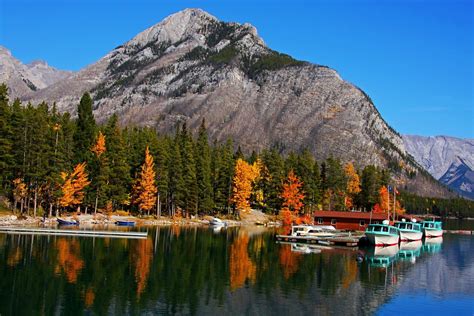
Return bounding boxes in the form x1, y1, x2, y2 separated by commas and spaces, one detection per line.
398, 240, 422, 263
422, 237, 443, 254
365, 244, 399, 268
290, 243, 323, 254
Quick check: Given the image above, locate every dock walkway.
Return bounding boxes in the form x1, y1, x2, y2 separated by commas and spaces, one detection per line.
276, 233, 363, 247
0, 227, 148, 239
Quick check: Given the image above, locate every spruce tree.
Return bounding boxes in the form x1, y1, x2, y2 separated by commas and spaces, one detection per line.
0, 84, 13, 189
196, 119, 213, 213
73, 92, 96, 163
179, 123, 198, 215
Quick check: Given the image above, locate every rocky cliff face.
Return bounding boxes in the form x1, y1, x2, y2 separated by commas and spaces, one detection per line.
15, 9, 452, 197
403, 135, 474, 199
0, 46, 72, 98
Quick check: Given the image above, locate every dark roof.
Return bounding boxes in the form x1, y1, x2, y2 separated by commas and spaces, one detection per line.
314, 210, 389, 220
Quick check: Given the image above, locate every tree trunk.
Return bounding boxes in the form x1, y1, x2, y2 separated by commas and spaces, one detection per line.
49, 203, 53, 218
94, 189, 99, 216
33, 188, 38, 218
156, 193, 161, 218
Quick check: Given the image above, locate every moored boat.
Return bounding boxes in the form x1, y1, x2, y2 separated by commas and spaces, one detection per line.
394, 219, 423, 241
57, 218, 79, 226
365, 220, 399, 246
115, 220, 136, 226
422, 219, 443, 238
291, 225, 336, 238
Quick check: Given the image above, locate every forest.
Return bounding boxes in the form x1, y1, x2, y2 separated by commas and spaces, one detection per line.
0, 84, 473, 219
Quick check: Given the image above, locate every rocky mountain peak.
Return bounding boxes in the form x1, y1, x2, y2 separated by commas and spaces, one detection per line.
0, 46, 12, 57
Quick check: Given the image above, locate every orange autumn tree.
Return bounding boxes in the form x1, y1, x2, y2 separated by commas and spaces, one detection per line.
231, 159, 260, 212
59, 162, 90, 209
90, 131, 106, 157
344, 163, 361, 209
132, 146, 157, 214
378, 185, 390, 212
279, 170, 307, 226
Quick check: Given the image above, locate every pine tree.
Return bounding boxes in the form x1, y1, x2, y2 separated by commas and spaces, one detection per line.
0, 84, 13, 189
90, 131, 110, 212
104, 115, 131, 208
168, 139, 184, 215
73, 93, 96, 163
179, 123, 198, 215
196, 119, 213, 213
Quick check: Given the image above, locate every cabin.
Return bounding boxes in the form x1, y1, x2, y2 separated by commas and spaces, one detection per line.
313, 210, 390, 231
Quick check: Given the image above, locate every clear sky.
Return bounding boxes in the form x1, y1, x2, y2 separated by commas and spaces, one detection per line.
0, 0, 472, 138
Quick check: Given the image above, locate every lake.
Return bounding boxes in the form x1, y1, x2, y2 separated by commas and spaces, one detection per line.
0, 224, 472, 315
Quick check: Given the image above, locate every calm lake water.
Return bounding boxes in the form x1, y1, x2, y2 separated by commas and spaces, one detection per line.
0, 223, 473, 315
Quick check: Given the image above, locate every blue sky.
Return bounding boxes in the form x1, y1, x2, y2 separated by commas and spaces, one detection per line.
0, 0, 472, 138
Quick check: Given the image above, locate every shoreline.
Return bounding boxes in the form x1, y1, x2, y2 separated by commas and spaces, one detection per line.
0, 210, 281, 228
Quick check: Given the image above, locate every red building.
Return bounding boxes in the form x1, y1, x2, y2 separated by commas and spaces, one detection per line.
313, 210, 390, 231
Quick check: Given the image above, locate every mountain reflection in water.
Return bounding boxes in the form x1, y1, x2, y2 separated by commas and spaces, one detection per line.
0, 227, 472, 315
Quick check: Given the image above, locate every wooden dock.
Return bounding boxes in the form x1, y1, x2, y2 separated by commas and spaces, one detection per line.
275, 234, 363, 247
0, 227, 148, 239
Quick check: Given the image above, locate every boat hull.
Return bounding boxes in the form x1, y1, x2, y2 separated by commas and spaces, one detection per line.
399, 230, 423, 241
57, 219, 79, 226
365, 232, 399, 246
115, 221, 136, 226
424, 229, 443, 238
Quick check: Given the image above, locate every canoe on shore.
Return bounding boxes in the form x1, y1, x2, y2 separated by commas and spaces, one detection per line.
57, 218, 79, 226
115, 220, 136, 226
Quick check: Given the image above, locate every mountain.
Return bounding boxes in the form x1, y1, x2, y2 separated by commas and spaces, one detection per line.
0, 46, 72, 98
15, 8, 451, 197
403, 135, 474, 199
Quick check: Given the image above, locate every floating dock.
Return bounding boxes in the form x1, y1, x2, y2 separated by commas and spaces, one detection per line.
0, 227, 148, 239
275, 234, 363, 247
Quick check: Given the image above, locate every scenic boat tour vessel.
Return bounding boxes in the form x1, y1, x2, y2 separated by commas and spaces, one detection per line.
365, 220, 399, 246
422, 219, 443, 238
394, 219, 423, 241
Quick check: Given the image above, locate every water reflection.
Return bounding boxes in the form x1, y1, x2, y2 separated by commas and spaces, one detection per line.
0, 228, 471, 315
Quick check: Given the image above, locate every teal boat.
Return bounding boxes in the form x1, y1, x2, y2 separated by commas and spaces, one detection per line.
365, 220, 399, 246
421, 219, 443, 238
394, 219, 423, 241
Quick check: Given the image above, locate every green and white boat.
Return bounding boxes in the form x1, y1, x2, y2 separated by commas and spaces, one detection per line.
394, 219, 423, 241
422, 219, 443, 238
365, 220, 399, 246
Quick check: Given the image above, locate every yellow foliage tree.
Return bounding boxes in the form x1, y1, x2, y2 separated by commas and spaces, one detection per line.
59, 162, 91, 208
279, 170, 306, 227
378, 186, 390, 212
91, 131, 106, 157
12, 178, 27, 212
231, 159, 260, 212
132, 146, 157, 214
344, 163, 361, 209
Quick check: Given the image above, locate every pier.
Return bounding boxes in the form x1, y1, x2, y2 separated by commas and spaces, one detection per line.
275, 234, 363, 247
0, 227, 148, 239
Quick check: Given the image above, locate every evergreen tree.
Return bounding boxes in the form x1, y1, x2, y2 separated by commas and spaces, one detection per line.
196, 119, 213, 213
73, 92, 96, 163
104, 115, 131, 208
0, 84, 13, 190
179, 123, 198, 215
168, 136, 185, 215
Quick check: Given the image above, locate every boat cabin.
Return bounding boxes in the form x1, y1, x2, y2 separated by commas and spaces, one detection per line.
395, 221, 422, 232
366, 224, 398, 236
422, 221, 442, 230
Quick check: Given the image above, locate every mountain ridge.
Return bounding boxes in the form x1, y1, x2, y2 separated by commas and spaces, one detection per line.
3, 8, 456, 198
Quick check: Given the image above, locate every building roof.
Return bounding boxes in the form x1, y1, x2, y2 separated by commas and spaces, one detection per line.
314, 210, 389, 220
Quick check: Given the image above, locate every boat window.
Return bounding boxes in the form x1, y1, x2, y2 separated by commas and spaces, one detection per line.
372, 226, 382, 232
390, 228, 396, 234
359, 220, 365, 226
382, 226, 388, 232
406, 224, 412, 230
317, 218, 323, 224
331, 219, 337, 225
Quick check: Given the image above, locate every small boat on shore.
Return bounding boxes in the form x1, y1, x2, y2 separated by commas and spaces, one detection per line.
395, 219, 423, 241
115, 220, 136, 226
422, 219, 443, 238
209, 217, 226, 227
365, 220, 399, 246
57, 218, 79, 226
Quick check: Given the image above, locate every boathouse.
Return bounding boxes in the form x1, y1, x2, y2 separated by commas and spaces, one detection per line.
313, 210, 390, 231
